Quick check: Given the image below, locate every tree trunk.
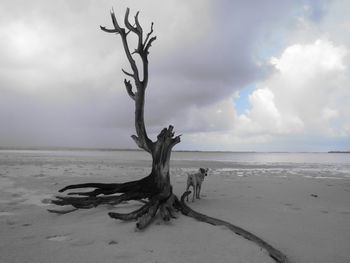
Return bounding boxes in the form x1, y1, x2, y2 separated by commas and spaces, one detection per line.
50, 125, 180, 230
48, 8, 291, 262
49, 8, 181, 230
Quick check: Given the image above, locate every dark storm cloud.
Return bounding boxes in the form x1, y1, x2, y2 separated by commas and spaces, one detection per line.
0, 0, 328, 149
146, 0, 316, 130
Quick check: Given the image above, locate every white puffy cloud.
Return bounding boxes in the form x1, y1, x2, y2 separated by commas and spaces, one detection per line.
235, 87, 304, 135
182, 0, 350, 151
240, 39, 348, 136
185, 38, 350, 151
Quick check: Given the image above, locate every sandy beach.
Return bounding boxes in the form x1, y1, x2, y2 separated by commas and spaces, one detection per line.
1, 150, 350, 263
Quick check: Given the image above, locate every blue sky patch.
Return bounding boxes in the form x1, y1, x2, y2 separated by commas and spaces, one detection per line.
234, 85, 256, 115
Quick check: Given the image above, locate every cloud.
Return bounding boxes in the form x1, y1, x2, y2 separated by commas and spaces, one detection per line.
184, 37, 350, 151
0, 0, 349, 151
187, 1, 350, 152
241, 39, 348, 135
0, 0, 306, 148
236, 87, 304, 135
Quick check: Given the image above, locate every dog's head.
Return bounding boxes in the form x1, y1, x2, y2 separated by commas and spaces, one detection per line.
199, 168, 208, 176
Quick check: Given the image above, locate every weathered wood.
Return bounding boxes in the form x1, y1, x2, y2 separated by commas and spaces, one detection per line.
50, 191, 146, 209
108, 200, 155, 221
58, 177, 146, 196
136, 200, 160, 229
48, 10, 292, 263
179, 191, 290, 263
94, 9, 180, 227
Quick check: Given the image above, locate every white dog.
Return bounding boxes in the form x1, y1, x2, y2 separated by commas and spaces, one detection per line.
186, 168, 208, 202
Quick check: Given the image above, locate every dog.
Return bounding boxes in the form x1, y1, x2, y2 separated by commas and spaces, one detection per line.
186, 168, 208, 202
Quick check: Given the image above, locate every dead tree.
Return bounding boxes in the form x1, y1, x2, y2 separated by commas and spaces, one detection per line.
49, 8, 290, 263
50, 8, 181, 230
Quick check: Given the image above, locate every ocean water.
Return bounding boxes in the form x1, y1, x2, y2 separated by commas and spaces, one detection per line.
0, 149, 349, 180
171, 151, 350, 164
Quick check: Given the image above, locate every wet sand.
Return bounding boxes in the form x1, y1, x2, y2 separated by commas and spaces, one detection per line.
1, 152, 350, 263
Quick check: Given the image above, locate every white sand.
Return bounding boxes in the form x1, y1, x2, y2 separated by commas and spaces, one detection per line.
1, 154, 350, 263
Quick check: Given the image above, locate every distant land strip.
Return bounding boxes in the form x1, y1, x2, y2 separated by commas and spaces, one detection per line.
1, 146, 348, 153
0, 146, 255, 153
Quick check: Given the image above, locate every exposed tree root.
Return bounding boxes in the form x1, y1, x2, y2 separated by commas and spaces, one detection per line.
49, 175, 180, 230
50, 190, 147, 211
50, 175, 156, 212
108, 192, 179, 230
179, 191, 290, 263
136, 199, 160, 229
58, 176, 150, 196
109, 199, 156, 221
48, 8, 292, 263
49, 185, 290, 262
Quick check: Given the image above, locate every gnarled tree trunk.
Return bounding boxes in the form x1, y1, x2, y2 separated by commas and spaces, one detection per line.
50, 8, 180, 230
48, 8, 291, 263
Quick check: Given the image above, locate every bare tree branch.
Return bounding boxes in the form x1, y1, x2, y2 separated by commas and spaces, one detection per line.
134, 11, 143, 33
108, 9, 141, 83
100, 26, 119, 33
122, 68, 135, 78
144, 36, 157, 54
124, 8, 138, 34
110, 9, 124, 33
100, 8, 157, 153
144, 22, 154, 46
124, 79, 135, 100
124, 8, 144, 55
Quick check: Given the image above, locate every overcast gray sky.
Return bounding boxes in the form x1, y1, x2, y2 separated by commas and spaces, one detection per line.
0, 0, 349, 151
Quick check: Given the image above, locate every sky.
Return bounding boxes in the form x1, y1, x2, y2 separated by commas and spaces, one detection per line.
0, 0, 349, 152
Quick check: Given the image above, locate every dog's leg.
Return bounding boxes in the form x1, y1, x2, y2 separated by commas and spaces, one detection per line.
186, 183, 190, 202
192, 182, 196, 202
197, 184, 201, 199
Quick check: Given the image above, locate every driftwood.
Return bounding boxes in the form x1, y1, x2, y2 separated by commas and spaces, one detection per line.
49, 190, 290, 262
50, 8, 180, 230
49, 7, 291, 263
179, 192, 290, 263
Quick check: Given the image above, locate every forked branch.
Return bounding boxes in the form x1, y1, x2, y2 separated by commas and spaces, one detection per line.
144, 22, 154, 47
50, 7, 290, 263
101, 8, 157, 153
124, 79, 135, 100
